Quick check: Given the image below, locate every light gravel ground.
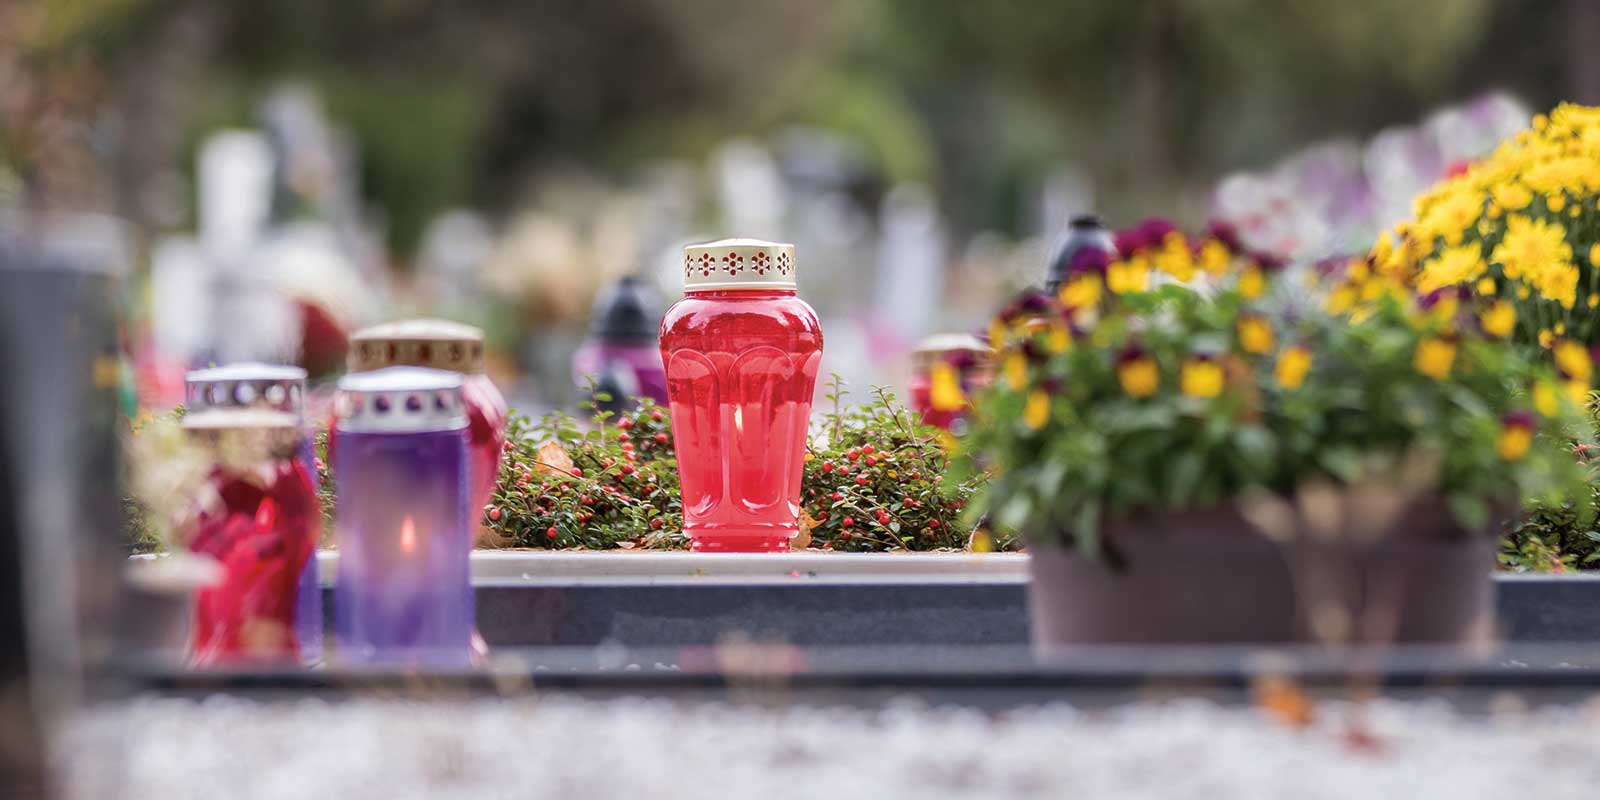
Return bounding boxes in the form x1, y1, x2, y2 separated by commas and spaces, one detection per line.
62, 694, 1600, 799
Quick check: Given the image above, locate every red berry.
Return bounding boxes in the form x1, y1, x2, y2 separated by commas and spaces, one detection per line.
655, 433, 669, 445
821, 461, 834, 473
855, 475, 869, 486
862, 445, 875, 455
846, 448, 860, 461
839, 530, 852, 540
837, 465, 850, 476
815, 510, 828, 521
842, 516, 855, 528
909, 472, 921, 480
571, 468, 583, 478
516, 476, 529, 487
582, 496, 595, 506
625, 452, 638, 462
865, 456, 877, 467
620, 442, 634, 452
928, 520, 940, 529
617, 431, 631, 442
650, 409, 664, 421
546, 526, 558, 539
621, 464, 635, 476
488, 507, 502, 521
830, 491, 843, 501
902, 497, 915, 508
650, 518, 664, 530
617, 418, 634, 431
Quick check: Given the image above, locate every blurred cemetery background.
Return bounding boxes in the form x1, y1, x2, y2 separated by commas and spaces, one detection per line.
4, 0, 1597, 413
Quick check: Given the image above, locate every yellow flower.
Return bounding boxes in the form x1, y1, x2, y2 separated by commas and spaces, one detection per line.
1199, 239, 1231, 276
1180, 358, 1224, 399
1492, 182, 1532, 211
1479, 300, 1517, 338
1275, 346, 1312, 390
929, 362, 966, 412
1519, 285, 1533, 300
1476, 277, 1498, 295
1238, 267, 1266, 300
1154, 232, 1197, 282
1413, 337, 1457, 380
1003, 351, 1028, 389
1554, 339, 1592, 384
1589, 295, 1599, 309
1045, 323, 1071, 354
1567, 381, 1593, 409
1589, 242, 1600, 267
1547, 193, 1567, 213
1534, 382, 1561, 417
1023, 389, 1050, 431
1236, 315, 1274, 355
1057, 274, 1102, 310
988, 320, 1006, 349
1416, 244, 1486, 294
1492, 215, 1572, 282
1325, 283, 1356, 314
1418, 189, 1482, 245
1539, 328, 1555, 348
1117, 356, 1160, 398
1496, 422, 1534, 462
1106, 257, 1151, 294
1538, 263, 1581, 309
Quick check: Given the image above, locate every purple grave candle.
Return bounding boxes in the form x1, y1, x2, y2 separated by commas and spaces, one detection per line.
332, 367, 472, 666
185, 362, 322, 664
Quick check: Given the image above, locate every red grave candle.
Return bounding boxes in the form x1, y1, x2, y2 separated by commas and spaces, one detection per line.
661, 239, 824, 552
181, 409, 319, 666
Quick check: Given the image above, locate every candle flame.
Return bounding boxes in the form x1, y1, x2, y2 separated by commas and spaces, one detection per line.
400, 515, 417, 554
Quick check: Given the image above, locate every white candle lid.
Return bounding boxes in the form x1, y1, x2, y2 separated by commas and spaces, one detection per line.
335, 366, 467, 434
185, 362, 307, 418
681, 238, 796, 291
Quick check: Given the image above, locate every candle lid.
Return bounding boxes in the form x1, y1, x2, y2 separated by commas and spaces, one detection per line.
349, 319, 486, 374
185, 362, 307, 417
181, 407, 303, 459
681, 238, 796, 291
910, 333, 993, 373
335, 366, 467, 434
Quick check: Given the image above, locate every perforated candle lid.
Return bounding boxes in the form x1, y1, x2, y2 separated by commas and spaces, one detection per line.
335, 366, 467, 434
681, 238, 796, 291
910, 333, 993, 373
185, 362, 307, 417
349, 319, 486, 374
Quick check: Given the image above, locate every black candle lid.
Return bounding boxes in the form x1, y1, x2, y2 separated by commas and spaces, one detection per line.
1044, 214, 1116, 291
590, 275, 661, 343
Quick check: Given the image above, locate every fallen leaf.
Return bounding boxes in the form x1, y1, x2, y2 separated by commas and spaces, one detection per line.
532, 440, 575, 476
1252, 674, 1315, 728
792, 511, 815, 550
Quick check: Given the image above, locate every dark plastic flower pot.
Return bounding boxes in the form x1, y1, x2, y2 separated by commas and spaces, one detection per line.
1027, 501, 1496, 648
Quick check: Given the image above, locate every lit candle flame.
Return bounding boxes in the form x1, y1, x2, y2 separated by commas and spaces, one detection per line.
400, 515, 417, 554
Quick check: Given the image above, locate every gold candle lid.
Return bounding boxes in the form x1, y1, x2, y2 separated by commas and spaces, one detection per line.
349, 318, 486, 374
910, 333, 993, 374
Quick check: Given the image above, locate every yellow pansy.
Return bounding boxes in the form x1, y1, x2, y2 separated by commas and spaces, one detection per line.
1534, 381, 1561, 417
1180, 358, 1225, 399
1567, 381, 1593, 409
1236, 315, 1274, 355
1479, 300, 1517, 338
1275, 346, 1312, 390
1117, 354, 1160, 398
1058, 274, 1102, 310
988, 320, 1006, 349
1413, 337, 1457, 380
1106, 257, 1151, 294
1554, 340, 1592, 384
1325, 284, 1356, 314
1496, 417, 1534, 462
929, 362, 966, 412
1199, 239, 1231, 276
1023, 389, 1050, 431
1154, 232, 1196, 282
1045, 323, 1071, 354
1238, 267, 1266, 300
1003, 351, 1028, 389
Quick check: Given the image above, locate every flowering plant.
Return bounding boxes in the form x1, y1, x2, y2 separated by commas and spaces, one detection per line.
959, 219, 1590, 556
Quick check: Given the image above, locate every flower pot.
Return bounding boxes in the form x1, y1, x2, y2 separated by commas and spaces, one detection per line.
1027, 506, 1297, 647
1027, 499, 1497, 648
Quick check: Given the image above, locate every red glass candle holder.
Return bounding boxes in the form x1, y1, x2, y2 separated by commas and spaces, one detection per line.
661, 239, 823, 552
347, 320, 507, 538
180, 408, 319, 666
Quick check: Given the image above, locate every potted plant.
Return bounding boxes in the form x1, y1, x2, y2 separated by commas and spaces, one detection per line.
959, 220, 1590, 647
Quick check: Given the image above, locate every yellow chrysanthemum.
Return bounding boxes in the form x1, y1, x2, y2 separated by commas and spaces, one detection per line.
1538, 262, 1581, 309
1416, 244, 1486, 294
1058, 274, 1102, 310
1106, 257, 1151, 294
1547, 193, 1567, 213
1567, 381, 1593, 409
1237, 316, 1274, 355
1180, 358, 1224, 399
1275, 346, 1312, 390
1492, 182, 1532, 211
1117, 357, 1160, 399
1492, 215, 1572, 282
1589, 242, 1600, 267
1418, 189, 1482, 245
1023, 389, 1050, 431
1414, 338, 1457, 380
1476, 277, 1498, 295
1534, 381, 1561, 417
1479, 300, 1517, 338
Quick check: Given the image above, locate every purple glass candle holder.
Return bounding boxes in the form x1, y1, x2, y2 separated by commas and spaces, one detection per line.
185, 362, 322, 664
332, 367, 473, 666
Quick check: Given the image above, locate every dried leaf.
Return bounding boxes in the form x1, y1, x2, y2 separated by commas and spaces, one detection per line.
1252, 674, 1315, 728
792, 511, 815, 550
532, 440, 575, 476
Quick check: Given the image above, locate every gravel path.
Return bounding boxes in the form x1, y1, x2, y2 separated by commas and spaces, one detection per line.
63, 694, 1600, 799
